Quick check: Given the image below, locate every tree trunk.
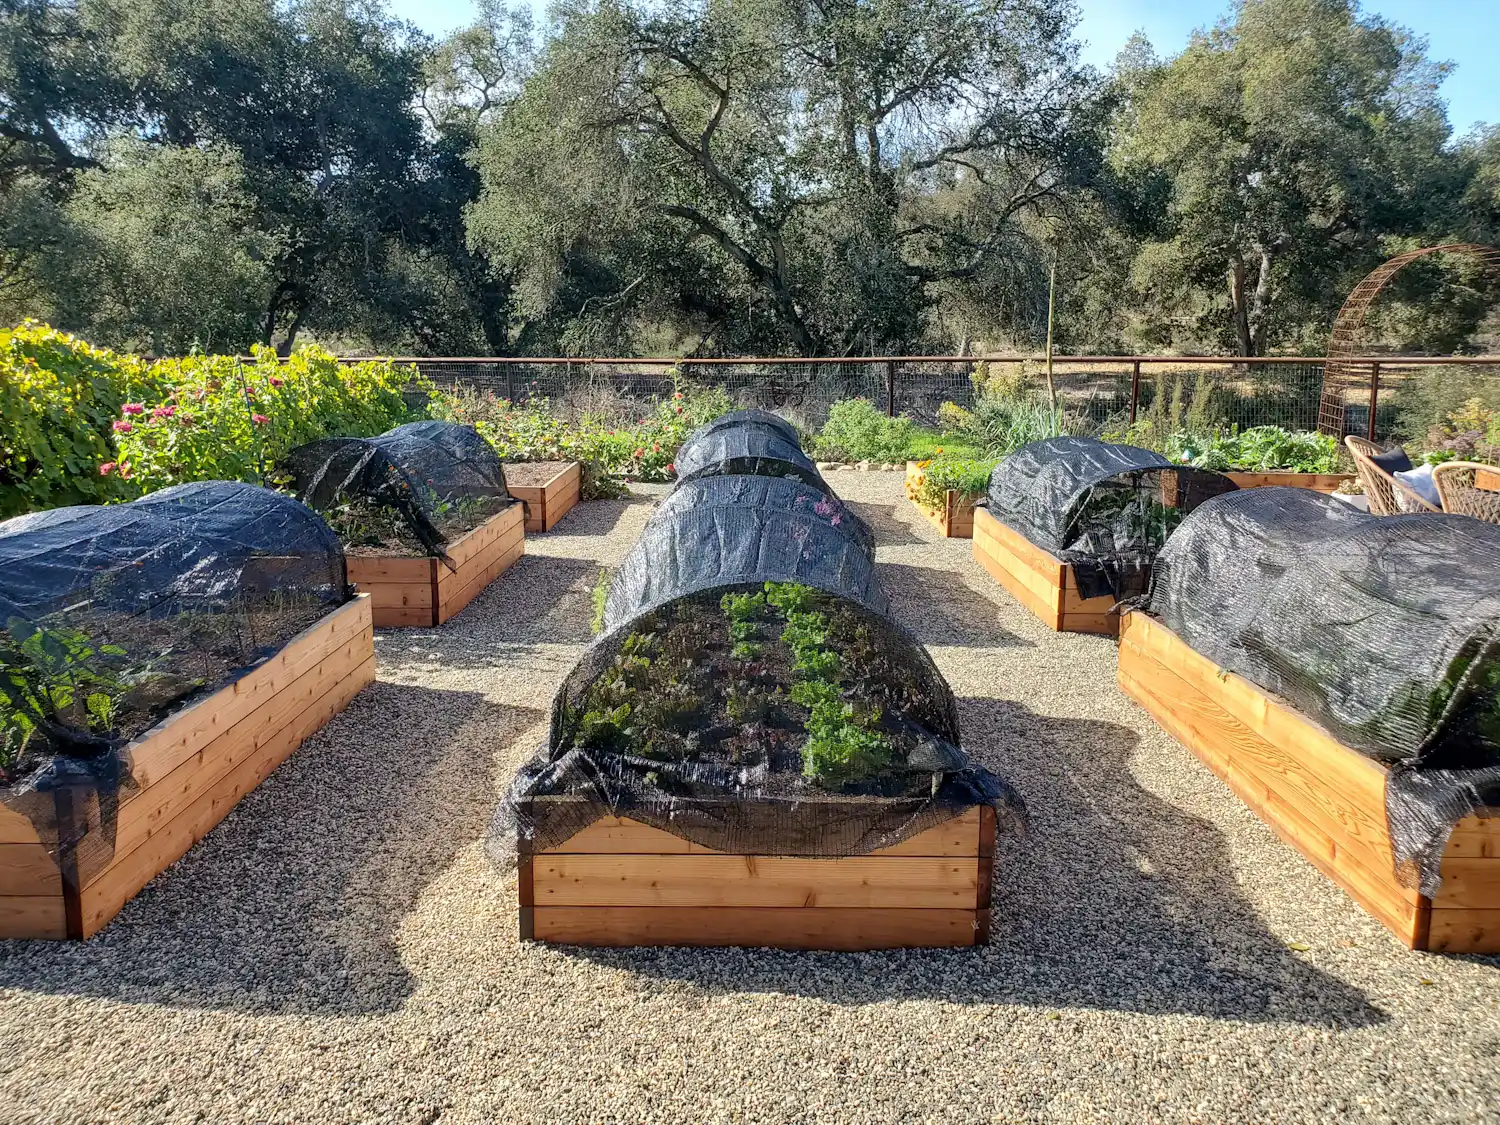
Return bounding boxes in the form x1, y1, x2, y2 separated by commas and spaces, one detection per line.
1228, 253, 1253, 357
1248, 245, 1274, 357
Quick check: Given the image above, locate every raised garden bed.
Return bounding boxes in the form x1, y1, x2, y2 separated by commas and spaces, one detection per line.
504, 461, 582, 532
1117, 610, 1500, 953
519, 800, 994, 950
904, 461, 977, 538
1476, 467, 1500, 491
0, 594, 375, 940
1224, 472, 1353, 492
346, 503, 524, 627
971, 507, 1117, 635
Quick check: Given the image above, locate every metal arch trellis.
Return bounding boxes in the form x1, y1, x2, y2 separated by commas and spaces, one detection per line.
1317, 242, 1500, 437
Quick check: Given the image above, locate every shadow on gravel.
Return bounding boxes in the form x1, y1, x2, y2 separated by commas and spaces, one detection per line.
559, 699, 1384, 1030
0, 682, 541, 1016
877, 562, 1028, 648
438, 554, 601, 648
843, 499, 927, 547
532, 492, 659, 539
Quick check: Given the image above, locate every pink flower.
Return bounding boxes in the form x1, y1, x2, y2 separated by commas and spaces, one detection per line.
251, 413, 270, 425
830, 515, 842, 526
673, 392, 684, 400
119, 463, 133, 480
666, 463, 675, 473
269, 376, 284, 387
814, 498, 835, 518
635, 447, 645, 457
652, 443, 662, 453
674, 405, 683, 414
121, 403, 144, 415
98, 462, 117, 476
112, 420, 133, 433
151, 405, 176, 419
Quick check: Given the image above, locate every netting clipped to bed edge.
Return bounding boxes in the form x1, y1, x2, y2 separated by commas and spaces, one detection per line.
985, 436, 1238, 600
1148, 487, 1500, 894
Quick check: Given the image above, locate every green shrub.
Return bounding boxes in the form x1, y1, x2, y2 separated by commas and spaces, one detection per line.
432, 382, 734, 497
1161, 426, 1340, 473
816, 398, 914, 462
0, 322, 157, 517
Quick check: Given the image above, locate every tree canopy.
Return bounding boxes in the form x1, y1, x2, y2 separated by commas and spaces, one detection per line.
1, 0, 1495, 356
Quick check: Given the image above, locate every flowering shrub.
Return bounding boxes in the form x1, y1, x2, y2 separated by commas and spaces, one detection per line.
908, 458, 997, 509
111, 347, 419, 496
0, 323, 422, 515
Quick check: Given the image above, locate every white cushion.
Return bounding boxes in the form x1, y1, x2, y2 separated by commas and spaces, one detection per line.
1393, 463, 1442, 510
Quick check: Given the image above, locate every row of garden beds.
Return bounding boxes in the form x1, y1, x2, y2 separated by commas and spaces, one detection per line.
2, 452, 584, 940
962, 440, 1500, 953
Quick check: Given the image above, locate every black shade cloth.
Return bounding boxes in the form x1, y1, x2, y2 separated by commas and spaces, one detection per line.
0, 481, 350, 879
984, 437, 1238, 599
1149, 487, 1500, 895
604, 475, 883, 634
672, 410, 826, 493
491, 411, 1026, 864
284, 420, 514, 560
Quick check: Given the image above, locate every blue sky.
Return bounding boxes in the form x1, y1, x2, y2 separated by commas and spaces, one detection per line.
388, 0, 1498, 134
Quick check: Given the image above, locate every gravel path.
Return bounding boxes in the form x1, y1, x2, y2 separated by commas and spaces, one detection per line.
2, 471, 1497, 1124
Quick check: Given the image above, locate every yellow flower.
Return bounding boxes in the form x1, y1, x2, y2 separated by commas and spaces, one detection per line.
935, 446, 944, 455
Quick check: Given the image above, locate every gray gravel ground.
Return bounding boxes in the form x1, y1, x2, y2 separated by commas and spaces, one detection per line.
2, 471, 1498, 1125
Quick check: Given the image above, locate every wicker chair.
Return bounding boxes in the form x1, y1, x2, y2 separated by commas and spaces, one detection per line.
1432, 461, 1500, 525
1345, 435, 1442, 515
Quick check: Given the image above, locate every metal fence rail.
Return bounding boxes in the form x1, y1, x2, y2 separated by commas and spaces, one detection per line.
335, 354, 1500, 443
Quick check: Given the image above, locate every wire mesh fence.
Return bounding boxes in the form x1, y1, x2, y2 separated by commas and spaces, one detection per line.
346, 354, 1500, 443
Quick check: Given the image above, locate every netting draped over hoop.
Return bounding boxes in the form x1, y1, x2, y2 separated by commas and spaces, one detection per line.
0, 481, 350, 882
490, 411, 1027, 862
1149, 487, 1500, 894
670, 409, 826, 493
604, 475, 880, 634
284, 420, 514, 559
984, 437, 1239, 599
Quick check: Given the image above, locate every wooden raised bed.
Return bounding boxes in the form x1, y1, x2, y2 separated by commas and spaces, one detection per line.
971, 507, 1117, 635
1476, 467, 1500, 492
904, 461, 978, 538
505, 461, 582, 533
346, 502, 524, 627
0, 594, 375, 940
519, 803, 995, 950
1117, 610, 1500, 953
1225, 471, 1353, 493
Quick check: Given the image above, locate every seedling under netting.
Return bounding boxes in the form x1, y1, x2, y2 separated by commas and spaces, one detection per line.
284, 420, 516, 563
985, 436, 1238, 600
497, 477, 1025, 860
1149, 487, 1500, 894
671, 409, 828, 493
0, 481, 349, 877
